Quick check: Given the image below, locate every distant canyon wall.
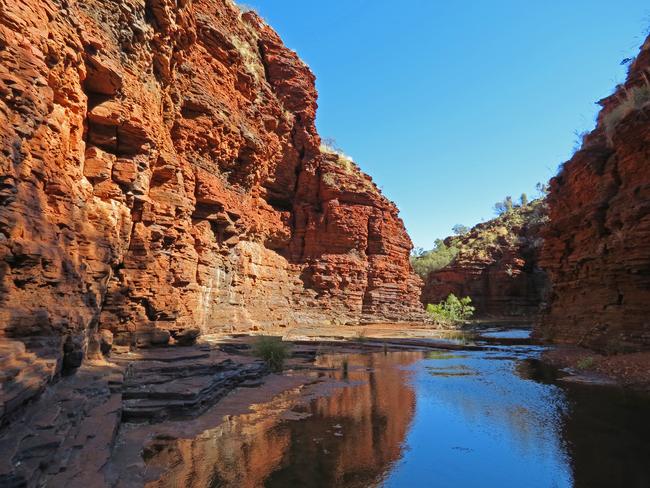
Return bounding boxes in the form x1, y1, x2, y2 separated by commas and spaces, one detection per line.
537, 35, 650, 352
0, 0, 425, 359
422, 204, 548, 319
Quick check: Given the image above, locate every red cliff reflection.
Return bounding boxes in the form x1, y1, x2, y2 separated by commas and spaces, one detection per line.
145, 351, 422, 488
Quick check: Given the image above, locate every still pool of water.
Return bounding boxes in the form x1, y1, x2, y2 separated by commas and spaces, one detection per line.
146, 346, 650, 488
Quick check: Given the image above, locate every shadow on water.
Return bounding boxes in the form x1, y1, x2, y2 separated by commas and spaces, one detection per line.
519, 358, 650, 488
144, 347, 650, 488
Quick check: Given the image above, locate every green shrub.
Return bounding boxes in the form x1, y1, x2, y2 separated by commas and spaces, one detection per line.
410, 239, 459, 278
494, 196, 514, 215
576, 356, 595, 370
452, 224, 469, 236
426, 294, 475, 325
252, 336, 290, 372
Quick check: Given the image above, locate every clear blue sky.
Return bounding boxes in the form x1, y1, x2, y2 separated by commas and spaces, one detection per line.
244, 0, 649, 249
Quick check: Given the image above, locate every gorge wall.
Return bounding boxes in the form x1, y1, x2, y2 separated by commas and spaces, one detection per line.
421, 203, 548, 318
0, 0, 425, 362
537, 35, 650, 352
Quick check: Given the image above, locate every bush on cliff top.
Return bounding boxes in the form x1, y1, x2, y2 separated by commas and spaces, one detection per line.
252, 336, 290, 372
602, 82, 650, 145
410, 239, 459, 279
234, 2, 258, 14
411, 197, 548, 280
426, 294, 475, 326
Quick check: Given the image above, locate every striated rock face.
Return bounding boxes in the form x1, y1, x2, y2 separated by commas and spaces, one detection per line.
422, 204, 548, 318
537, 35, 650, 352
0, 0, 425, 360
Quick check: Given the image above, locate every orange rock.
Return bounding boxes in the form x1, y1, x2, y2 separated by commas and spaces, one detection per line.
0, 0, 425, 365
422, 205, 548, 318
537, 35, 650, 352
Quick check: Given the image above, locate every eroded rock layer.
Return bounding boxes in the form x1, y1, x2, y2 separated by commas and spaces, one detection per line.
537, 36, 650, 352
0, 0, 425, 360
422, 204, 548, 318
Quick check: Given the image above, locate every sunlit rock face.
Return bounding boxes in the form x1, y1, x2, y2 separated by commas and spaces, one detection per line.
0, 0, 425, 357
422, 205, 549, 318
537, 35, 650, 352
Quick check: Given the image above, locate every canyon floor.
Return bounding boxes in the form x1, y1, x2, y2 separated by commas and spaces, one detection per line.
2, 324, 650, 487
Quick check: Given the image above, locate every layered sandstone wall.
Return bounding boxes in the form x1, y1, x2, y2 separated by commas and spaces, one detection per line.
421, 204, 548, 318
0, 0, 425, 362
537, 36, 650, 352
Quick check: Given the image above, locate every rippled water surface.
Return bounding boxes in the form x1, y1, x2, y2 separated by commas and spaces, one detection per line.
147, 345, 650, 488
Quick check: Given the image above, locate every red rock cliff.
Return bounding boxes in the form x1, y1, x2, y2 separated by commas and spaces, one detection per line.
0, 0, 425, 359
421, 203, 548, 318
537, 35, 650, 352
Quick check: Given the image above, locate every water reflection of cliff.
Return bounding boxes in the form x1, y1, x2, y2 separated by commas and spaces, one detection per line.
520, 358, 650, 488
555, 382, 650, 488
145, 352, 422, 488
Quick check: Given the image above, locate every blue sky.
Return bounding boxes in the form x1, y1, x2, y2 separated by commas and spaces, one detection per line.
244, 0, 650, 249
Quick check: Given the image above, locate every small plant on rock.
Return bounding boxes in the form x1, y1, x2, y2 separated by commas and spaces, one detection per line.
426, 293, 475, 326
602, 81, 650, 145
576, 356, 595, 370
353, 329, 368, 343
252, 336, 290, 372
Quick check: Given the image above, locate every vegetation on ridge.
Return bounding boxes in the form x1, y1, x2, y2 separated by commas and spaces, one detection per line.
602, 79, 650, 145
320, 138, 380, 194
410, 192, 548, 280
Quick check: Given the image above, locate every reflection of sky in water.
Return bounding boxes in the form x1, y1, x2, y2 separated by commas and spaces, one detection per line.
147, 347, 650, 488
383, 348, 572, 488
479, 328, 532, 339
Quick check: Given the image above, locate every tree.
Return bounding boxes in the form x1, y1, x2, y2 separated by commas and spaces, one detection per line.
505, 195, 513, 212
535, 182, 549, 197
520, 193, 529, 207
426, 294, 475, 325
493, 196, 514, 215
410, 247, 425, 258
452, 224, 469, 236
409, 239, 459, 278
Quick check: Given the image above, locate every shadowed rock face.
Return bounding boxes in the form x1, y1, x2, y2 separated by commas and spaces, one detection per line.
422, 204, 549, 319
537, 35, 650, 352
0, 0, 425, 357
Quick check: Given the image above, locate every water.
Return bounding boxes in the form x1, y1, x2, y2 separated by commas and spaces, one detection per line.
145, 345, 650, 488
477, 328, 532, 339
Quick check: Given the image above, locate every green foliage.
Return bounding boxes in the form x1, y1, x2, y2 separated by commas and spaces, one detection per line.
414, 197, 547, 279
576, 356, 595, 370
535, 182, 549, 198
452, 224, 469, 236
426, 294, 475, 325
252, 336, 290, 372
410, 238, 459, 279
494, 196, 514, 215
